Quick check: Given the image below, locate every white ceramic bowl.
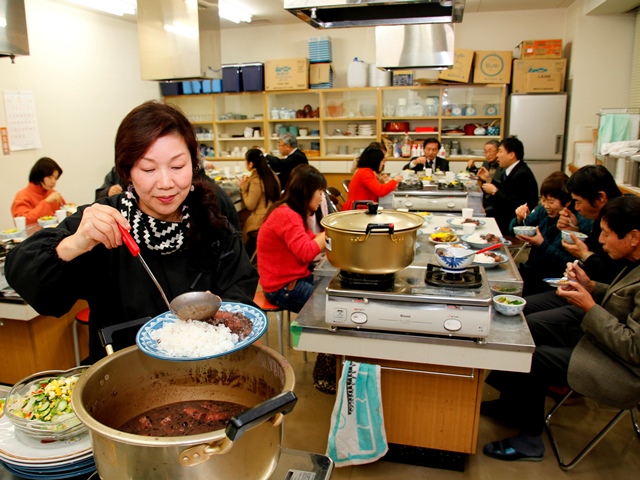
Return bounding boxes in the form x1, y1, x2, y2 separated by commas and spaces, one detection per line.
561, 230, 588, 244
493, 294, 526, 316
513, 226, 536, 236
434, 246, 475, 271
1, 228, 21, 241
37, 217, 57, 227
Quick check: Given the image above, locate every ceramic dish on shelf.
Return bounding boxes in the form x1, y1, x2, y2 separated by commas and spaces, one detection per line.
136, 302, 267, 361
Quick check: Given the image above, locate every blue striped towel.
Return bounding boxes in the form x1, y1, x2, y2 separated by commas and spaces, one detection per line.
326, 360, 388, 467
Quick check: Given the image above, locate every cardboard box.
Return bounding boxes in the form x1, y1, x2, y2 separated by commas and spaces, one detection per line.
473, 51, 512, 84
265, 58, 309, 91
438, 48, 474, 83
310, 63, 333, 85
525, 73, 563, 92
514, 39, 563, 59
512, 58, 567, 93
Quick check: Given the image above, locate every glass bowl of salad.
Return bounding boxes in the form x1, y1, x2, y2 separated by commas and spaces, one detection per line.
5, 367, 88, 442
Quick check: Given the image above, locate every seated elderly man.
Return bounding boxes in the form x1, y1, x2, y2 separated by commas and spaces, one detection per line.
482, 195, 640, 462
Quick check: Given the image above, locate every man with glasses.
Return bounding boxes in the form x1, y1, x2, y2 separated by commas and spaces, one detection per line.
266, 132, 308, 188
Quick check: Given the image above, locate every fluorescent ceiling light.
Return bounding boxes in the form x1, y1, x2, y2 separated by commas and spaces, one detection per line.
69, 0, 136, 16
219, 0, 252, 24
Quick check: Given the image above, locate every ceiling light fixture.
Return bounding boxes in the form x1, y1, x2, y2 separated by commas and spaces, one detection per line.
68, 0, 136, 17
218, 0, 252, 24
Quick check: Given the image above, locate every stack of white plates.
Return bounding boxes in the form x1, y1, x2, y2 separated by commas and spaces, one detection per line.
357, 124, 375, 136
0, 414, 95, 479
346, 124, 359, 136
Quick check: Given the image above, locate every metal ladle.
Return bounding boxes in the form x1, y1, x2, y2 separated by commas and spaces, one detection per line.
118, 224, 221, 321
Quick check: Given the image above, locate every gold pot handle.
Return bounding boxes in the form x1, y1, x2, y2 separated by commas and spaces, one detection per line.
179, 438, 234, 467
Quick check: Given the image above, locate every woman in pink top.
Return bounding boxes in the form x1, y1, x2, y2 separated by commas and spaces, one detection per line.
12, 157, 66, 224
342, 147, 402, 210
257, 164, 327, 313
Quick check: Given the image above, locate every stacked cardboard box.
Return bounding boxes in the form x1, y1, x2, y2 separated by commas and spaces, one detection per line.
512, 39, 566, 93
265, 58, 309, 91
308, 36, 333, 89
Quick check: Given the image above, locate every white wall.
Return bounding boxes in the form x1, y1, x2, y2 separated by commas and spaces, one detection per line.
0, 0, 159, 228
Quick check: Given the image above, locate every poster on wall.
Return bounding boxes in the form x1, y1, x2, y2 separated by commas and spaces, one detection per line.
2, 91, 42, 151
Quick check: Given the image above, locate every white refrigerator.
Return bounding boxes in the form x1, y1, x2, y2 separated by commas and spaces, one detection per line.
506, 93, 568, 186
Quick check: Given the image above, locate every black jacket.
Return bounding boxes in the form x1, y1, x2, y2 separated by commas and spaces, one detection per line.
266, 149, 309, 188
402, 156, 449, 173
5, 194, 258, 363
485, 161, 539, 235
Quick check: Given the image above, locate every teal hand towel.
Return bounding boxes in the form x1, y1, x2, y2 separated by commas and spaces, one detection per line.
326, 360, 388, 467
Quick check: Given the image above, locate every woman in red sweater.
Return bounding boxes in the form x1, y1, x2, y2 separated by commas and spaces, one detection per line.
342, 147, 402, 210
257, 164, 327, 313
12, 157, 66, 224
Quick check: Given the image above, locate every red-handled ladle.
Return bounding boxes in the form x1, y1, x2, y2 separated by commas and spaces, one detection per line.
475, 243, 503, 255
117, 224, 221, 321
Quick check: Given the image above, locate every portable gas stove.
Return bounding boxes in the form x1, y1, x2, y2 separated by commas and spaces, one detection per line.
325, 264, 492, 339
379, 182, 483, 214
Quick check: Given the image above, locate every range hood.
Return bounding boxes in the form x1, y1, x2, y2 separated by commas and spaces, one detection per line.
0, 0, 29, 63
376, 23, 454, 70
137, 0, 222, 81
284, 0, 465, 29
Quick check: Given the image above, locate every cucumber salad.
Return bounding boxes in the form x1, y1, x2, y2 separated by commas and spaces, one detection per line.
13, 375, 79, 423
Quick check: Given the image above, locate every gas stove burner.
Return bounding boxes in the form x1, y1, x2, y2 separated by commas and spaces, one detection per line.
425, 264, 483, 289
438, 182, 465, 192
338, 270, 396, 291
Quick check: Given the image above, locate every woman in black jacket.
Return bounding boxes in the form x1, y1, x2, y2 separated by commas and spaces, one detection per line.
6, 101, 258, 363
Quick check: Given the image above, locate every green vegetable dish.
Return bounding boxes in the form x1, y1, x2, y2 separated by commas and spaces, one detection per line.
497, 296, 524, 305
13, 375, 79, 423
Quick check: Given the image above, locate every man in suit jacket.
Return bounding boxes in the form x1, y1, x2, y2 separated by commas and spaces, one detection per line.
265, 132, 308, 188
482, 196, 640, 462
477, 136, 538, 234
402, 138, 449, 173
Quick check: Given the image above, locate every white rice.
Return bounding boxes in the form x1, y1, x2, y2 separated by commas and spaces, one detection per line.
466, 233, 487, 244
150, 319, 239, 357
474, 253, 497, 264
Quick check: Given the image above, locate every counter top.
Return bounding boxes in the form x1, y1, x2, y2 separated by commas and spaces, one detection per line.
293, 215, 534, 373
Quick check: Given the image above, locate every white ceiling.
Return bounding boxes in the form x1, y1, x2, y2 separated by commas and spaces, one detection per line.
54, 0, 640, 28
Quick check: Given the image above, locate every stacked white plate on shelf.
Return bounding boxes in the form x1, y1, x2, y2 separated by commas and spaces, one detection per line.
0, 400, 95, 479
346, 124, 359, 136
357, 124, 375, 136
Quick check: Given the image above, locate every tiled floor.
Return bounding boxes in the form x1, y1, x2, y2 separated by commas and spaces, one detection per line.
265, 313, 640, 480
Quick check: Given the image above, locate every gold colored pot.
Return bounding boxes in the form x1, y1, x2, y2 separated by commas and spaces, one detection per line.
320, 203, 424, 274
72, 344, 295, 480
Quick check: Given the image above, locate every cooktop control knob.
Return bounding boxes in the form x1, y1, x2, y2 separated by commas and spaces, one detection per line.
405, 200, 413, 208
444, 319, 462, 332
350, 312, 368, 324
447, 202, 456, 209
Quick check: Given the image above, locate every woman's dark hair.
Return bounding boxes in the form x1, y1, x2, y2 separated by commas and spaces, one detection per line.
600, 196, 640, 239
499, 136, 524, 161
566, 165, 621, 206
540, 171, 571, 205
245, 149, 281, 204
366, 141, 387, 154
29, 157, 62, 185
356, 147, 385, 171
265, 164, 327, 229
114, 101, 225, 239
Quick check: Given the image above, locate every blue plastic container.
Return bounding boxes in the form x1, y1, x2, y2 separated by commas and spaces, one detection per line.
182, 81, 193, 94
159, 82, 182, 96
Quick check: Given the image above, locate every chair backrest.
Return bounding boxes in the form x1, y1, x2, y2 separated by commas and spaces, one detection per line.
342, 179, 351, 194
326, 193, 340, 211
326, 186, 345, 202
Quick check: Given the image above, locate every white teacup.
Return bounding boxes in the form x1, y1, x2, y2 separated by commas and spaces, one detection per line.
14, 216, 26, 231
461, 208, 474, 219
462, 223, 477, 235
424, 168, 433, 177
55, 209, 67, 223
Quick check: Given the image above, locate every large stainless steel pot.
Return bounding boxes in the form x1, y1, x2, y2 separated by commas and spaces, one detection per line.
72, 343, 296, 480
320, 202, 424, 274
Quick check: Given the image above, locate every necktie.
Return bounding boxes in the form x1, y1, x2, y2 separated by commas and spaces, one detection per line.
500, 171, 507, 183
427, 160, 433, 169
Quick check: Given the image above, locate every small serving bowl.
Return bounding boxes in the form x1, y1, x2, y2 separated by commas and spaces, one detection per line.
434, 246, 475, 271
493, 294, 526, 316
5, 367, 88, 442
561, 230, 588, 244
513, 226, 536, 236
37, 217, 57, 227
1, 228, 21, 241
490, 283, 523, 296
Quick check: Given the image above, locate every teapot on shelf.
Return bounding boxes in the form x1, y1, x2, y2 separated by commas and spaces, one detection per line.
463, 123, 476, 136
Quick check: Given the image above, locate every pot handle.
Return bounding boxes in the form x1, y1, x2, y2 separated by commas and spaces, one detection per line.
226, 390, 298, 441
352, 200, 378, 213
179, 391, 298, 467
98, 317, 151, 356
365, 223, 395, 235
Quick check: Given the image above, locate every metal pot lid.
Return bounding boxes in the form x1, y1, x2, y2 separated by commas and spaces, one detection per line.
321, 202, 423, 233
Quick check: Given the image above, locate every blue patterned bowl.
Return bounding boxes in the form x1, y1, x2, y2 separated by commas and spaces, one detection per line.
434, 246, 475, 271
493, 295, 526, 316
